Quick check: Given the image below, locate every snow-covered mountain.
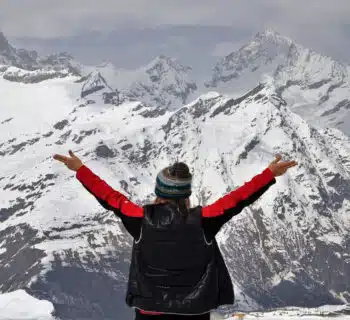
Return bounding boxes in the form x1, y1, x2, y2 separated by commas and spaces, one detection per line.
1, 75, 350, 319
4, 28, 350, 136
125, 55, 198, 110
1, 29, 350, 319
78, 29, 350, 136
0, 31, 81, 83
80, 55, 198, 111
206, 29, 350, 136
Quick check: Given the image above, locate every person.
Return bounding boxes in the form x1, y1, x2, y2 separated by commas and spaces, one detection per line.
53, 150, 297, 319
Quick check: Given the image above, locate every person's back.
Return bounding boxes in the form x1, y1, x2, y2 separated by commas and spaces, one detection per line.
53, 150, 297, 319
128, 202, 218, 313
127, 163, 219, 316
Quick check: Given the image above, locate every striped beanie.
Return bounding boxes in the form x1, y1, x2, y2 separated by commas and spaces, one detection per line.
155, 162, 192, 199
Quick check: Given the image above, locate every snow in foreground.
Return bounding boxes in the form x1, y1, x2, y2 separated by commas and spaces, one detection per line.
0, 289, 349, 320
218, 304, 350, 319
0, 290, 55, 320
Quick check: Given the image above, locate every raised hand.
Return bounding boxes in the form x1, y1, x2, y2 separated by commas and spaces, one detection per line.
268, 154, 297, 177
53, 150, 83, 172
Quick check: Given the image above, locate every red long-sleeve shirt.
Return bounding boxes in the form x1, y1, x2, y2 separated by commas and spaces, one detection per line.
75, 165, 276, 316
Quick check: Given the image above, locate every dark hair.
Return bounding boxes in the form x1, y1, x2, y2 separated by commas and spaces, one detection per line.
161, 162, 192, 218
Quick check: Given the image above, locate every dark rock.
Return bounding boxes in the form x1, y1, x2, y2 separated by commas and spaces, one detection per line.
0, 198, 33, 222
0, 224, 46, 291
55, 130, 72, 145
103, 90, 128, 105
132, 104, 143, 112
321, 99, 350, 117
211, 84, 265, 118
9, 137, 40, 155
3, 71, 68, 83
318, 82, 344, 105
1, 117, 13, 124
140, 107, 167, 118
275, 80, 302, 97
53, 120, 69, 130
42, 131, 53, 138
308, 79, 332, 90
81, 85, 105, 98
121, 144, 133, 151
73, 129, 98, 144
211, 98, 235, 118
95, 144, 116, 158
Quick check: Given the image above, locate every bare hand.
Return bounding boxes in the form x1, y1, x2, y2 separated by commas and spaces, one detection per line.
53, 150, 83, 172
268, 154, 297, 177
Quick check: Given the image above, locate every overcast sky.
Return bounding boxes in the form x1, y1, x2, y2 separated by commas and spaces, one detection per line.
1, 0, 350, 70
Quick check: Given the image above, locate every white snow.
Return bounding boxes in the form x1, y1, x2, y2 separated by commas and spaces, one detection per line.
0, 28, 350, 315
225, 304, 350, 319
1, 79, 348, 309
0, 76, 79, 139
207, 29, 350, 136
0, 290, 55, 320
81, 55, 198, 109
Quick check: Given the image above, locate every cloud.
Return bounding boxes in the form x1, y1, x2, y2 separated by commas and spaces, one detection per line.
1, 0, 350, 67
0, 0, 349, 38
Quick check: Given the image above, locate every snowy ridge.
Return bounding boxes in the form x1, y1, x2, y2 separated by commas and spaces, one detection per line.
0, 65, 72, 83
1, 29, 350, 319
207, 29, 350, 135
0, 32, 81, 83
207, 29, 294, 91
1, 78, 350, 318
126, 55, 198, 109
80, 55, 198, 110
2, 29, 350, 135
81, 70, 113, 98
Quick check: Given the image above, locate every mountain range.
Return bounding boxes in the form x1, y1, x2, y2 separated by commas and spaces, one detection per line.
0, 29, 349, 319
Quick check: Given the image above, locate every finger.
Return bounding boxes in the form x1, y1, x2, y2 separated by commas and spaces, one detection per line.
53, 154, 69, 163
283, 161, 298, 167
280, 161, 298, 169
69, 150, 77, 158
271, 154, 282, 164
286, 162, 298, 168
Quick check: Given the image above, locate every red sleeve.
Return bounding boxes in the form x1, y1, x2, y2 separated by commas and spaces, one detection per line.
76, 165, 144, 218
202, 168, 275, 218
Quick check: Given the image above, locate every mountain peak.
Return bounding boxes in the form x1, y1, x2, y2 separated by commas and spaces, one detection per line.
145, 55, 191, 74
254, 28, 293, 44
0, 31, 12, 52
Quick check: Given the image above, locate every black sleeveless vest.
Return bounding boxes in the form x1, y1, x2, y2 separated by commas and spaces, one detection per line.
125, 203, 234, 314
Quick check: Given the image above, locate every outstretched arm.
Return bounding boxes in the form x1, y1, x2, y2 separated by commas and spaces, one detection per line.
202, 167, 276, 218
75, 165, 143, 218
53, 150, 144, 238
202, 155, 297, 239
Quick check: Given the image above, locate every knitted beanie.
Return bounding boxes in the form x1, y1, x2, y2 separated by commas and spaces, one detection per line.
155, 162, 192, 199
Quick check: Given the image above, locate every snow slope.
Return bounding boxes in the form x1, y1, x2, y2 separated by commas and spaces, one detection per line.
80, 55, 198, 110
0, 290, 55, 320
0, 30, 350, 319
225, 304, 350, 319
1, 80, 350, 318
207, 29, 350, 136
